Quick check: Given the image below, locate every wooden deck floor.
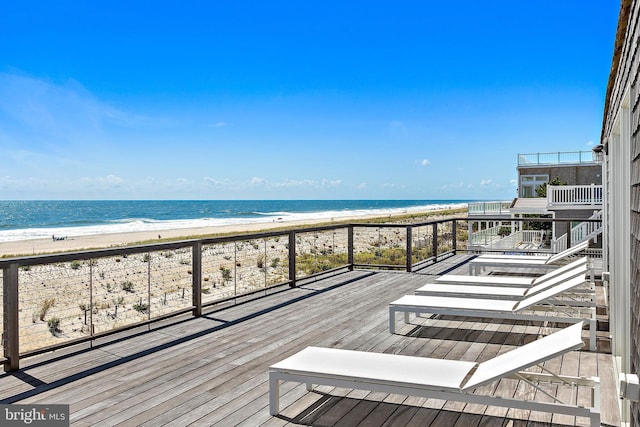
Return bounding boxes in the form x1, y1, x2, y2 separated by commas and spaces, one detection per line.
0, 255, 621, 426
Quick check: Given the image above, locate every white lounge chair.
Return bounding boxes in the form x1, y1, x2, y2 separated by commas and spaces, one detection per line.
468, 240, 589, 275
415, 257, 592, 301
389, 273, 597, 351
268, 322, 600, 425
436, 256, 589, 287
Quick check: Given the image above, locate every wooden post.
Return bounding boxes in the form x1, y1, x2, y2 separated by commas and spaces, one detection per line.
288, 232, 296, 287
406, 226, 413, 272
147, 252, 152, 321
452, 219, 457, 254
347, 226, 354, 271
192, 242, 202, 316
3, 264, 19, 372
432, 223, 438, 261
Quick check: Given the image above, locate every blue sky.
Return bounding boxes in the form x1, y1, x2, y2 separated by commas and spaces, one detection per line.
0, 1, 619, 200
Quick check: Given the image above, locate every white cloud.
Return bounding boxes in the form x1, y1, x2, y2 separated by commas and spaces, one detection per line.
356, 182, 367, 190
381, 182, 406, 190
416, 159, 430, 166
77, 174, 125, 190
0, 175, 50, 191
441, 182, 465, 190
250, 176, 266, 185
99, 174, 124, 185
0, 73, 125, 143
480, 179, 493, 186
204, 177, 232, 186
213, 121, 229, 128
321, 179, 342, 187
586, 140, 594, 146
270, 178, 341, 189
272, 179, 305, 188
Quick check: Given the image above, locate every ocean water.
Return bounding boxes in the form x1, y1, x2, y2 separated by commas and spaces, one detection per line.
0, 200, 470, 242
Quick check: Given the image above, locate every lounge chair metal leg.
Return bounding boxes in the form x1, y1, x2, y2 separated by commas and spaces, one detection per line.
590, 376, 601, 426
389, 307, 396, 334
269, 374, 280, 415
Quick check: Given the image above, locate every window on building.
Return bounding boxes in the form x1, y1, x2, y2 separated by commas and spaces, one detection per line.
520, 175, 548, 197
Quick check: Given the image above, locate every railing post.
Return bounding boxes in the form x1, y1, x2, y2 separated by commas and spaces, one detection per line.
452, 219, 457, 254
432, 223, 438, 261
3, 264, 19, 372
406, 226, 413, 272
565, 221, 572, 249
288, 232, 296, 287
147, 252, 152, 321
346, 226, 354, 271
192, 242, 202, 317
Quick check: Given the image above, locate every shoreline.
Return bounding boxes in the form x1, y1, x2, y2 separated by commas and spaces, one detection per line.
0, 207, 466, 257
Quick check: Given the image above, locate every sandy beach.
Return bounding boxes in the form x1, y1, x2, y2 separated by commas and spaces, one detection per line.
1, 206, 465, 352
0, 208, 466, 257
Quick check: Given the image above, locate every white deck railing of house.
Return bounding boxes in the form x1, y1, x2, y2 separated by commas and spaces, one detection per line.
490, 229, 544, 250
470, 224, 502, 245
552, 212, 603, 252
467, 201, 512, 215
546, 184, 603, 208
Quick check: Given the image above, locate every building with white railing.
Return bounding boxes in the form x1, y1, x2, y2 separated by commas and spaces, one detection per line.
468, 150, 603, 252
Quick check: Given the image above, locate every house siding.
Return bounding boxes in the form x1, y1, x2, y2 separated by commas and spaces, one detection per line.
518, 164, 602, 187
604, 0, 640, 424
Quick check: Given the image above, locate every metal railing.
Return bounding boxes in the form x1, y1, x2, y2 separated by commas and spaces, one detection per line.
1, 218, 461, 371
2, 216, 603, 372
518, 151, 600, 166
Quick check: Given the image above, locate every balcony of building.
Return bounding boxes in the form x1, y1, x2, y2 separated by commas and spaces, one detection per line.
518, 151, 602, 167
546, 184, 603, 210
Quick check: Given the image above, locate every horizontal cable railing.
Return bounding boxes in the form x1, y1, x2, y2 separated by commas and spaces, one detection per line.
1, 216, 602, 371
1, 218, 461, 371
